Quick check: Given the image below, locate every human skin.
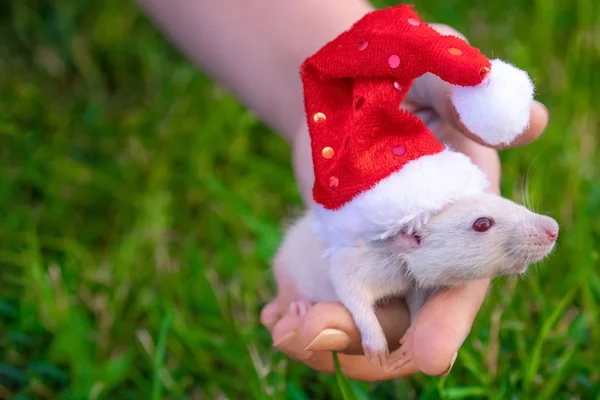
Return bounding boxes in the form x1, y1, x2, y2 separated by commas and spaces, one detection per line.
135, 0, 549, 380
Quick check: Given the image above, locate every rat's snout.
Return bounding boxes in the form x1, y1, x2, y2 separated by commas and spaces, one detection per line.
545, 228, 558, 241
507, 214, 559, 271
539, 216, 559, 244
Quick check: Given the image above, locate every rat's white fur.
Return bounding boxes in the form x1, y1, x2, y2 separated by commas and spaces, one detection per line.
313, 60, 534, 249
313, 149, 490, 250
275, 193, 558, 371
451, 59, 534, 146
394, 194, 558, 287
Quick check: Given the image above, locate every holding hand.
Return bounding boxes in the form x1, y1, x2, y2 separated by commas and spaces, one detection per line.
261, 23, 549, 382
135, 0, 549, 382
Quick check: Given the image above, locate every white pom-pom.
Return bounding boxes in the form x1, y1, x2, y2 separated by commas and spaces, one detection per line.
451, 59, 534, 146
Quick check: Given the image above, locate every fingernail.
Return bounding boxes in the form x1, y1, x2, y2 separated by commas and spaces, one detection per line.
439, 351, 458, 377
304, 328, 351, 352
274, 331, 314, 361
535, 100, 548, 115
534, 100, 550, 124
273, 331, 297, 348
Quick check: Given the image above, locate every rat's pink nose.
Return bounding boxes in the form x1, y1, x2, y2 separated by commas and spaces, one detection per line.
540, 216, 559, 242
545, 228, 558, 241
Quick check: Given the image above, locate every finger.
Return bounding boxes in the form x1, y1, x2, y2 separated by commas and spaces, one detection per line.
303, 351, 421, 382
448, 99, 549, 149
271, 303, 314, 361
408, 24, 549, 150
435, 123, 501, 194
298, 299, 411, 355
410, 278, 490, 376
427, 23, 469, 40
271, 299, 409, 358
260, 301, 282, 331
270, 300, 419, 381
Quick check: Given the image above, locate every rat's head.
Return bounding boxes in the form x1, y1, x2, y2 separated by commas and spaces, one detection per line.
384, 193, 559, 287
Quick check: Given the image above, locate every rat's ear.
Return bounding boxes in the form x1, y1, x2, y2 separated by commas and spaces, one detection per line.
387, 231, 422, 253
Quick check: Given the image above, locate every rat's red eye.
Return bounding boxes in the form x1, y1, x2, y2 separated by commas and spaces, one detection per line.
472, 217, 494, 232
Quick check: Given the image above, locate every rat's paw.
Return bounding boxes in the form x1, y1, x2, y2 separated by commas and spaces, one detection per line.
289, 299, 312, 317
388, 329, 414, 371
363, 343, 390, 371
361, 332, 391, 370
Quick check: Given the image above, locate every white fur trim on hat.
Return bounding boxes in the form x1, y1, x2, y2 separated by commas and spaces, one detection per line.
312, 149, 490, 249
451, 59, 534, 146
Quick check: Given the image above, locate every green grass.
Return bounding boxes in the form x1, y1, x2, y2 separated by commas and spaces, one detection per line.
0, 0, 598, 398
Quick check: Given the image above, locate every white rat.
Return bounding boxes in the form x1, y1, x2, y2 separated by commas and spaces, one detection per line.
273, 192, 559, 371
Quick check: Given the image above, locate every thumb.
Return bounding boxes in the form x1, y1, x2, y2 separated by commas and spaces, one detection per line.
408, 24, 549, 149
410, 278, 490, 376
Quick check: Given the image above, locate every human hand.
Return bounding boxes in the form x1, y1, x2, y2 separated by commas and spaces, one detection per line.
261, 23, 549, 381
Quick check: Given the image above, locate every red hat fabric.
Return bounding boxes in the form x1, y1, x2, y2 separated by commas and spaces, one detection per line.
300, 5, 534, 248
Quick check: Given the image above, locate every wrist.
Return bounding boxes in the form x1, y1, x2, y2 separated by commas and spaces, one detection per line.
291, 125, 316, 207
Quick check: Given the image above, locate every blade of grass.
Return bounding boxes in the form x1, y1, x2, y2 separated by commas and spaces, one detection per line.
452, 348, 490, 386
333, 352, 358, 400
152, 307, 174, 400
537, 340, 578, 400
442, 386, 490, 399
523, 287, 577, 393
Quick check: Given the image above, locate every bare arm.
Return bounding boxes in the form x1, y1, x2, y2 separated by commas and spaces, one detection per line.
135, 0, 376, 205
137, 0, 373, 205
135, 0, 373, 142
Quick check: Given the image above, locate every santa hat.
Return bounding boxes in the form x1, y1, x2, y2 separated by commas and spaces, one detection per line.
300, 5, 534, 248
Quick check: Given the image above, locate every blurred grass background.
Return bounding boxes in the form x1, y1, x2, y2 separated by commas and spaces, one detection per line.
0, 0, 598, 398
